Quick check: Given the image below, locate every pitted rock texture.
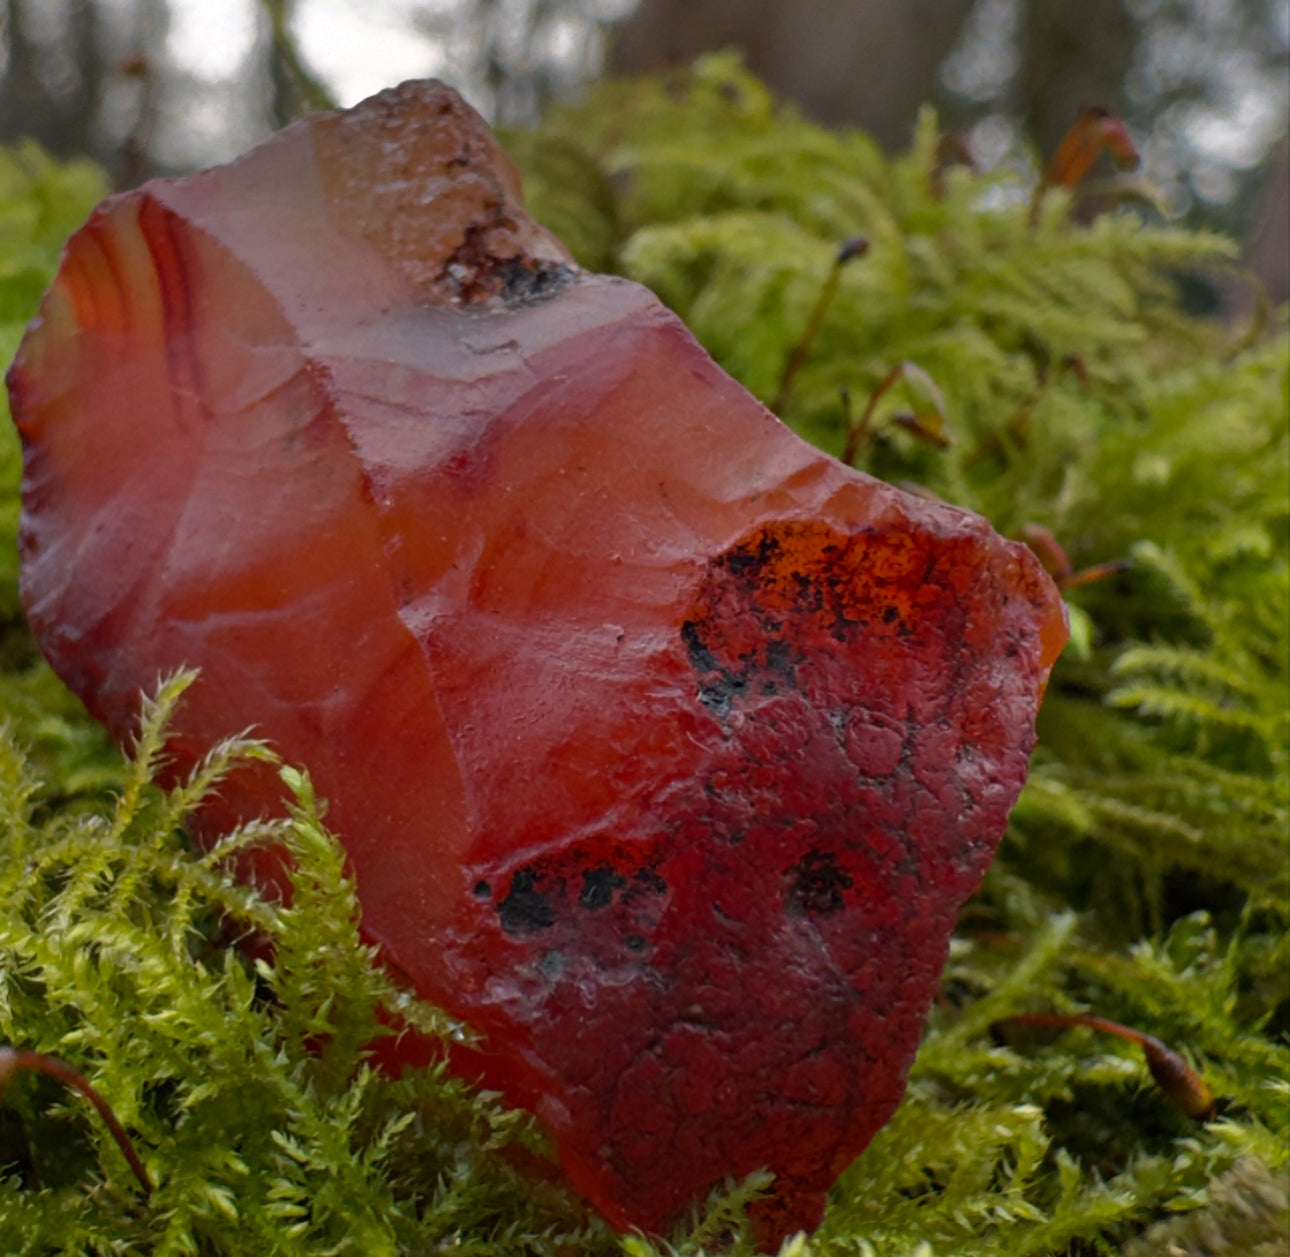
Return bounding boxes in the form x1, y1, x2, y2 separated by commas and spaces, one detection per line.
6, 80, 1067, 1248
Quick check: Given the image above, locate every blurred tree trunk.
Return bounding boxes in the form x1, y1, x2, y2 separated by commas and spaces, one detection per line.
0, 0, 104, 156
263, 0, 335, 126
607, 0, 977, 150
1015, 0, 1135, 159
1245, 140, 1289, 307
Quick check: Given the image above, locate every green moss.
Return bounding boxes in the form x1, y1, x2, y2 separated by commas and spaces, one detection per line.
2, 57, 1287, 1254
0, 674, 614, 1255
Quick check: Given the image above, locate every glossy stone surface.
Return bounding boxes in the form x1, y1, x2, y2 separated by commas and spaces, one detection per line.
7, 81, 1067, 1246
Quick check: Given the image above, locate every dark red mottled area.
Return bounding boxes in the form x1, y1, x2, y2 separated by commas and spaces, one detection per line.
6, 81, 1067, 1247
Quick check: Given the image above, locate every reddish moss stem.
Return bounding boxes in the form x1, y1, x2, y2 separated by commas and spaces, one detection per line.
774, 236, 869, 416
1028, 106, 1139, 227
0, 1046, 154, 1197
1016, 523, 1127, 591
998, 1013, 1217, 1120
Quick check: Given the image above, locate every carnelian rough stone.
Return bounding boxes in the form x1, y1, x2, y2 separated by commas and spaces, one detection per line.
7, 81, 1067, 1246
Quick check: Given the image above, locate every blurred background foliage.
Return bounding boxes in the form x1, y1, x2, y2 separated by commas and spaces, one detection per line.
0, 5, 1288, 1255
0, 0, 1286, 262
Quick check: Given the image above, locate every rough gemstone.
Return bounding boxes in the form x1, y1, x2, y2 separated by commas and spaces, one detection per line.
6, 81, 1068, 1246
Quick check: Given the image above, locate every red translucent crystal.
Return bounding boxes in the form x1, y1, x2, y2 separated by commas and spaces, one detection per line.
6, 82, 1067, 1246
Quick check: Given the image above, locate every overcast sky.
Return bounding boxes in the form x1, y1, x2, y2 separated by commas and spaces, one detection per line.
168, 0, 450, 106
